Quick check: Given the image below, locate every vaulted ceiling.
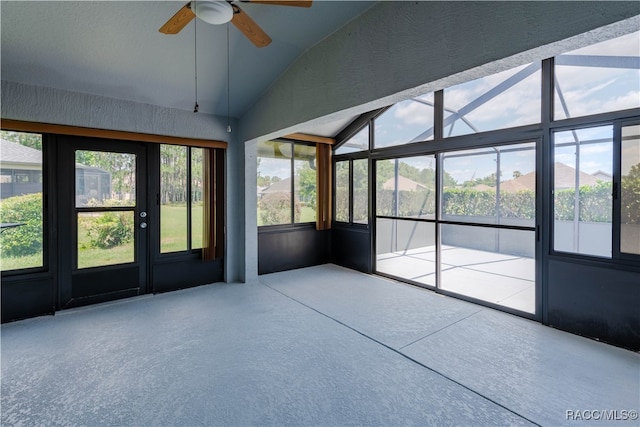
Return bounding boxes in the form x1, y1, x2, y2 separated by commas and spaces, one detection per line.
1, 1, 373, 134
3, 2, 639, 142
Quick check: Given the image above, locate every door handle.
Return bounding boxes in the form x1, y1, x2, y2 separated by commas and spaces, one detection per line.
140, 222, 147, 229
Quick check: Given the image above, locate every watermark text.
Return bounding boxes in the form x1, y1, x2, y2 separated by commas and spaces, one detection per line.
566, 409, 638, 421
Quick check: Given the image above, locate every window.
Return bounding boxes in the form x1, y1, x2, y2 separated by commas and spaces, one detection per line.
554, 31, 640, 120
191, 147, 204, 250
376, 156, 435, 219
335, 125, 369, 155
257, 140, 317, 226
75, 150, 136, 268
621, 124, 640, 256
160, 145, 205, 253
442, 143, 536, 226
374, 94, 435, 148
0, 131, 44, 271
553, 126, 613, 258
294, 144, 317, 224
353, 159, 368, 224
334, 161, 349, 222
375, 156, 436, 287
334, 159, 369, 225
444, 63, 541, 137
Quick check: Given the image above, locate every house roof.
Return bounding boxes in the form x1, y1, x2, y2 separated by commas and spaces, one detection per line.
552, 162, 600, 190
498, 162, 603, 193
0, 139, 42, 166
382, 176, 427, 192
261, 177, 297, 194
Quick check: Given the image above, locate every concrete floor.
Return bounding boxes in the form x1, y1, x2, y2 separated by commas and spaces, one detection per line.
2, 264, 638, 426
377, 245, 535, 313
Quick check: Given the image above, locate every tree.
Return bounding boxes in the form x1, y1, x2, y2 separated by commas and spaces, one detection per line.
1, 131, 42, 150
622, 163, 640, 224
463, 172, 498, 188
296, 162, 316, 209
160, 145, 188, 204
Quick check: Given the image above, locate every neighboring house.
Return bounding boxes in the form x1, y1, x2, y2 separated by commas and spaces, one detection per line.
0, 138, 42, 199
0, 138, 111, 203
498, 162, 602, 193
259, 177, 296, 198
382, 175, 427, 192
591, 170, 612, 181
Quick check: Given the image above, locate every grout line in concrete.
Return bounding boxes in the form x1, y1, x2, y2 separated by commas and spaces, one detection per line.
260, 280, 541, 427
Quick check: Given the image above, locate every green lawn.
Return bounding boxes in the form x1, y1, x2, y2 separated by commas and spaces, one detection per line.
160, 204, 203, 253
0, 252, 43, 271
1, 204, 204, 271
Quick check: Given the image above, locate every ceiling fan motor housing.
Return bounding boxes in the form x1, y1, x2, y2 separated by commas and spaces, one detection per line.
193, 1, 234, 25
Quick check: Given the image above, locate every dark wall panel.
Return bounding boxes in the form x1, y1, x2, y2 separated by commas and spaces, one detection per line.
331, 227, 371, 273
258, 227, 330, 275
153, 257, 224, 293
2, 276, 54, 322
547, 258, 640, 351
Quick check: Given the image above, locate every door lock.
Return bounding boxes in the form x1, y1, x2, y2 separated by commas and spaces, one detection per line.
140, 211, 147, 218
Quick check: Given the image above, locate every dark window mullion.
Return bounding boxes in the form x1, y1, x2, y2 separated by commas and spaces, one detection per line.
348, 159, 354, 224
434, 90, 444, 141
612, 122, 622, 259
187, 146, 193, 251
290, 142, 295, 224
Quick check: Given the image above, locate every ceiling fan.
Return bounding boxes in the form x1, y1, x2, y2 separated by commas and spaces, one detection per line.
159, 0, 312, 48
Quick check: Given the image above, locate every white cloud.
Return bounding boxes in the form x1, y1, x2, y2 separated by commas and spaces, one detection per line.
393, 99, 434, 126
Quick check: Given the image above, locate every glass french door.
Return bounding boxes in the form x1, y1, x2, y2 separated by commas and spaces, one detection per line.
374, 141, 538, 316
58, 137, 148, 308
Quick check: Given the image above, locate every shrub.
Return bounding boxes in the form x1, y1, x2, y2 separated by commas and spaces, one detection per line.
442, 188, 496, 217
622, 164, 640, 224
555, 182, 612, 222
85, 211, 134, 249
0, 193, 43, 257
259, 192, 301, 225
500, 191, 535, 220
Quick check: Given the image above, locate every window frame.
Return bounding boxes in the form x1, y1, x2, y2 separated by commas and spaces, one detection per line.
615, 119, 640, 261
0, 131, 48, 276
257, 139, 318, 229
332, 154, 370, 228
158, 144, 204, 255
550, 123, 615, 259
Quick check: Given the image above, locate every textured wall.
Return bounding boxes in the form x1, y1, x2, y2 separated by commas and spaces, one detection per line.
239, 1, 640, 142
244, 141, 259, 283
1, 81, 231, 141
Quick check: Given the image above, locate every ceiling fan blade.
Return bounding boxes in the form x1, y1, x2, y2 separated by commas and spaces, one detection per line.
244, 0, 312, 7
159, 2, 195, 34
231, 5, 272, 48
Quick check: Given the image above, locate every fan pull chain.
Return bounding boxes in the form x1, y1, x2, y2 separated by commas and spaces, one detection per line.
194, 17, 199, 113
226, 23, 232, 133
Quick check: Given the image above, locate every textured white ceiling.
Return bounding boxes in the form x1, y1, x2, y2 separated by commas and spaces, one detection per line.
0, 0, 373, 128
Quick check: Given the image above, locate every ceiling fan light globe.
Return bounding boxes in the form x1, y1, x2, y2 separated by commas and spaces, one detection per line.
194, 1, 234, 25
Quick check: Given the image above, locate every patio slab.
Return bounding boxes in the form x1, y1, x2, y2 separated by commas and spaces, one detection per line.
1, 277, 533, 426
261, 264, 482, 349
402, 308, 640, 426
